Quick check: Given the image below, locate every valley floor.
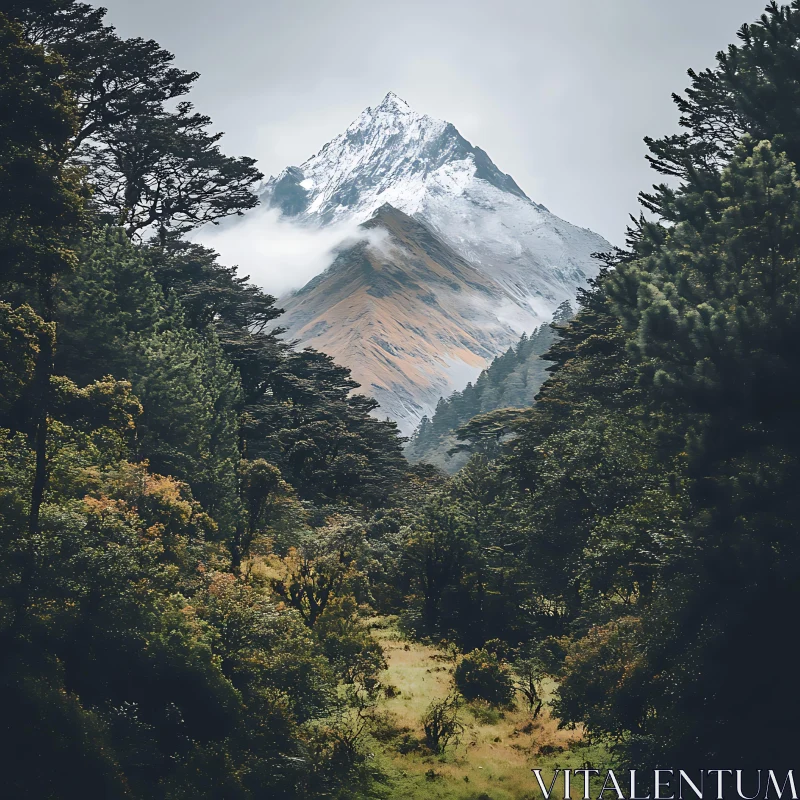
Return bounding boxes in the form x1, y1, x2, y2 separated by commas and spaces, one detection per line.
365, 620, 611, 800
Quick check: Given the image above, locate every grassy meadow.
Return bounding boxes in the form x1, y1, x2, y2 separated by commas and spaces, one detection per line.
365, 619, 611, 800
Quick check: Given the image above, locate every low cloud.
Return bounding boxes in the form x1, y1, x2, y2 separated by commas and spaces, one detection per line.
457, 289, 546, 336
195, 207, 391, 298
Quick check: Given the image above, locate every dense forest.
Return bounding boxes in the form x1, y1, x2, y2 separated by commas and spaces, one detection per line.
405, 301, 573, 472
4, 1, 800, 798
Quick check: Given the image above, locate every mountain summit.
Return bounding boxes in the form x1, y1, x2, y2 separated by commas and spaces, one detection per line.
261, 94, 611, 432
263, 91, 531, 223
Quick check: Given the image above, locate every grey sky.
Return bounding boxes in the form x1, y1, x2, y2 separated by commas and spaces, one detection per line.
102, 0, 762, 245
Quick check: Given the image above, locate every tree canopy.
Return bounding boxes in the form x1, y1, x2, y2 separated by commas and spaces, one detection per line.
0, 3, 406, 797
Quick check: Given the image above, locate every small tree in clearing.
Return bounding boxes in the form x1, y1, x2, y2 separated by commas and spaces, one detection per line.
421, 694, 463, 755
514, 656, 545, 717
454, 648, 515, 706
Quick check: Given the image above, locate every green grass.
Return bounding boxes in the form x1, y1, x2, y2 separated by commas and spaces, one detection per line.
365, 620, 611, 800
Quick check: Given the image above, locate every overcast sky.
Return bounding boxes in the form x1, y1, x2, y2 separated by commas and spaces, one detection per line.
101, 0, 763, 246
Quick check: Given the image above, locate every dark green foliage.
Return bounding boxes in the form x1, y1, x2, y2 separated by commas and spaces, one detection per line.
56, 229, 243, 535
376, 457, 532, 649
378, 456, 540, 650
56, 228, 164, 384
87, 102, 262, 239
133, 325, 242, 529
0, 5, 405, 798
232, 458, 294, 569
386, 2, 800, 773
396, 494, 477, 636
487, 2, 800, 771
272, 518, 371, 628
0, 302, 52, 423
642, 1, 800, 185
0, 9, 88, 537
11, 0, 196, 156
193, 572, 334, 723
252, 362, 405, 508
144, 237, 406, 511
0, 12, 84, 295
553, 617, 645, 743
454, 649, 515, 706
7, 1, 261, 241
448, 406, 527, 460
11, 0, 800, 788
145, 236, 283, 352
571, 139, 800, 768
56, 226, 405, 532
314, 599, 388, 685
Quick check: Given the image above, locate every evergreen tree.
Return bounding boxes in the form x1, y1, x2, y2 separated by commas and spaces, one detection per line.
9, 0, 197, 157
0, 11, 87, 535
7, 1, 261, 241
0, 9, 406, 795
641, 1, 800, 214
0, 12, 83, 296
572, 139, 800, 767
87, 102, 262, 239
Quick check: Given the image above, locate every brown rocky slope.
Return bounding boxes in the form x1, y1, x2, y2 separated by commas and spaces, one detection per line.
277, 205, 523, 434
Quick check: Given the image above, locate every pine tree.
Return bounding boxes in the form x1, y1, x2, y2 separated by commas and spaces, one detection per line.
406, 305, 572, 471
550, 139, 800, 769
7, 1, 261, 241
0, 12, 86, 535
641, 1, 800, 215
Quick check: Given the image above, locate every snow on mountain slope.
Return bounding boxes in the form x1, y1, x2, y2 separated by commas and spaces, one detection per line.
261, 92, 610, 331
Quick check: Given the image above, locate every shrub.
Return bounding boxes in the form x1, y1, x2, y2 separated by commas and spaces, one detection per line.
369, 711, 405, 742
314, 597, 387, 684
454, 648, 515, 706
421, 694, 463, 754
396, 732, 422, 754
468, 701, 502, 725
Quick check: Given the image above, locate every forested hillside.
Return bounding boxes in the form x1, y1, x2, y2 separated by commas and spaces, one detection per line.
0, 4, 406, 796
4, 1, 800, 798
405, 301, 573, 472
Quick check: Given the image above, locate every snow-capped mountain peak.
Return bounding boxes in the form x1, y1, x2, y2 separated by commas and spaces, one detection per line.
261, 92, 530, 225
372, 90, 413, 115
259, 93, 611, 432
